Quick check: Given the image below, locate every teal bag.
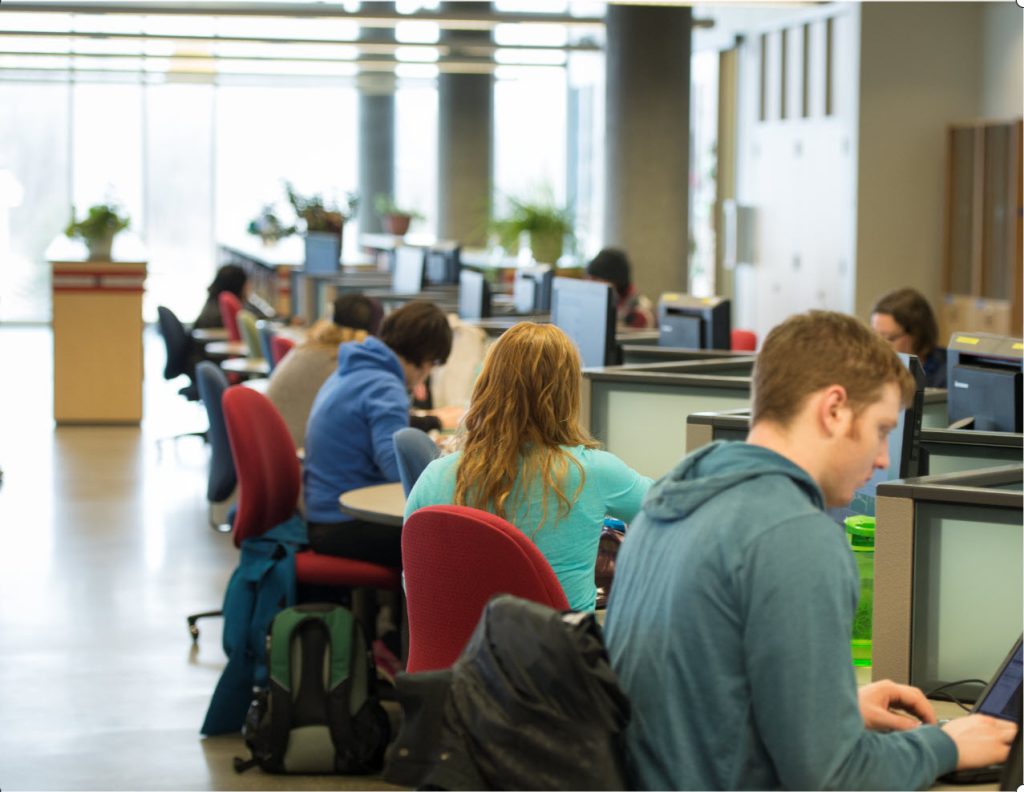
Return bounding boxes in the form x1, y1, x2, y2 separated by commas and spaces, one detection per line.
235, 603, 390, 775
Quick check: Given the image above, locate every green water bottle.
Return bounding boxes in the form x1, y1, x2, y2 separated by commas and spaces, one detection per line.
844, 515, 875, 668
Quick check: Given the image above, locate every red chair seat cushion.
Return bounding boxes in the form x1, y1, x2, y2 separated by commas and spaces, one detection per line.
295, 549, 401, 590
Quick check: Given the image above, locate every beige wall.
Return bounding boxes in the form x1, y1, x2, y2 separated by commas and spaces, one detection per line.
853, 2, 984, 321
981, 1, 1023, 120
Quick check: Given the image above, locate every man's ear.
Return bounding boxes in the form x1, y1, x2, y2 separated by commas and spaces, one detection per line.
819, 385, 851, 438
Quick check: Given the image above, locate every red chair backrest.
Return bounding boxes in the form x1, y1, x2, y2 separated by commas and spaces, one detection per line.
270, 335, 296, 366
222, 386, 301, 547
731, 328, 757, 352
401, 504, 570, 673
218, 291, 243, 342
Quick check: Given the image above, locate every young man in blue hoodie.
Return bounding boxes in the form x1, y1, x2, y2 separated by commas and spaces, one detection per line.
303, 300, 453, 566
604, 310, 1016, 790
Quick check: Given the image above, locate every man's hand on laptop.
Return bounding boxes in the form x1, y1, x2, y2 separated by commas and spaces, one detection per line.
859, 679, 937, 731
942, 714, 1017, 770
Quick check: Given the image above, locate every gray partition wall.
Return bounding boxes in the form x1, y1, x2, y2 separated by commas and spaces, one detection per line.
873, 466, 1023, 699
583, 360, 754, 479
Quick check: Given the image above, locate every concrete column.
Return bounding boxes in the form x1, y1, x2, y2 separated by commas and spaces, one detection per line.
437, 2, 493, 245
604, 5, 691, 298
357, 10, 396, 237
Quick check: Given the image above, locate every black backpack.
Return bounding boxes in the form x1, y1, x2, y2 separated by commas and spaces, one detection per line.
234, 603, 390, 775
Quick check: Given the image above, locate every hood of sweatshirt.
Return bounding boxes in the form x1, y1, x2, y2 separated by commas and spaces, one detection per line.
337, 335, 404, 382
642, 440, 825, 522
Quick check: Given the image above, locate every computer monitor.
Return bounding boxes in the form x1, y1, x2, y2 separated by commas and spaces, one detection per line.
512, 265, 554, 313
425, 244, 460, 286
551, 276, 618, 369
947, 332, 1023, 432
392, 246, 425, 294
458, 269, 491, 320
827, 353, 926, 523
657, 293, 731, 350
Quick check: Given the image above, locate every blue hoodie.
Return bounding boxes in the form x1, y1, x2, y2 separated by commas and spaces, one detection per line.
604, 441, 957, 791
303, 337, 408, 524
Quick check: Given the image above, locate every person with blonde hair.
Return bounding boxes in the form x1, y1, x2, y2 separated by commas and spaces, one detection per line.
265, 294, 375, 449
404, 322, 652, 611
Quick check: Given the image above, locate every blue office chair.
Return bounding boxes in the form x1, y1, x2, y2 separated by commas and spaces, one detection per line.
393, 427, 440, 496
156, 305, 199, 401
187, 361, 237, 641
255, 320, 277, 372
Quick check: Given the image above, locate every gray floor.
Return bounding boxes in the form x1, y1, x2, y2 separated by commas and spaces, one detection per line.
0, 325, 402, 791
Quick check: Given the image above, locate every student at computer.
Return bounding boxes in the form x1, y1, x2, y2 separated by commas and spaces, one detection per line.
266, 294, 375, 450
192, 263, 276, 330
604, 310, 1016, 790
871, 287, 948, 388
303, 300, 454, 566
404, 322, 653, 611
584, 247, 655, 329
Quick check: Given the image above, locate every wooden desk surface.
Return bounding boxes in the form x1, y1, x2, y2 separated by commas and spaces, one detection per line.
338, 482, 405, 527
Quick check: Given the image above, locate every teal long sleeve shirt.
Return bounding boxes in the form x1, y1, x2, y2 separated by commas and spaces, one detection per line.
605, 441, 958, 790
404, 446, 653, 611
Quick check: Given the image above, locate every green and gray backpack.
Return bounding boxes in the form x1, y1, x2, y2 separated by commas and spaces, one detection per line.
234, 603, 390, 775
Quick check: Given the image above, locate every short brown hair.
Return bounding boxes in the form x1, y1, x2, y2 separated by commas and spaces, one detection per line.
378, 300, 452, 367
871, 287, 939, 358
752, 310, 915, 426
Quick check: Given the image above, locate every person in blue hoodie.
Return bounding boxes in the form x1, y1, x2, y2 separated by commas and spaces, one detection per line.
303, 300, 453, 566
604, 310, 1016, 791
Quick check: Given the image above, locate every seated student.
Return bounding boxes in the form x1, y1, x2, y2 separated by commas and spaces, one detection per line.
585, 247, 655, 329
404, 322, 652, 611
266, 294, 374, 450
604, 310, 1015, 790
871, 287, 948, 388
192, 263, 276, 331
303, 300, 454, 567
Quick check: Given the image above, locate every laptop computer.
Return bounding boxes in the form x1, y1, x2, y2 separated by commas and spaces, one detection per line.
940, 635, 1022, 784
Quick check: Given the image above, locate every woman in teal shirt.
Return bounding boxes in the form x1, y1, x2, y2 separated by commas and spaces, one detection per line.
404, 322, 652, 611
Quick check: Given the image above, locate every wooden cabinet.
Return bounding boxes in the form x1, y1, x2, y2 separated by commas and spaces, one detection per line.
49, 248, 147, 424
941, 119, 1023, 341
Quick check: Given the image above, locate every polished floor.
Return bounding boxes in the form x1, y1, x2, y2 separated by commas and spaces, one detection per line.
0, 325, 401, 791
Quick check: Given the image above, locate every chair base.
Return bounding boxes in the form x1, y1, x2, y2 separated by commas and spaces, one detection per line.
186, 610, 223, 643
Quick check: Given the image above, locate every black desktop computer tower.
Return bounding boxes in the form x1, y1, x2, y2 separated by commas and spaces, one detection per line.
657, 293, 731, 350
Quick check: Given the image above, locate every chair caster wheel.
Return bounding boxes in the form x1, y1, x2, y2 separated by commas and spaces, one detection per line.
188, 620, 200, 642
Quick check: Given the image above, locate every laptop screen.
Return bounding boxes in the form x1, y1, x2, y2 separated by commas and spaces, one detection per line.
977, 638, 1023, 724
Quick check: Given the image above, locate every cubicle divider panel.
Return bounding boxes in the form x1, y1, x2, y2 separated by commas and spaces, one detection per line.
588, 380, 751, 480
872, 494, 917, 684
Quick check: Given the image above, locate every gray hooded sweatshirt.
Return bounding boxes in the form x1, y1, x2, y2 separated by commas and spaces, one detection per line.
604, 441, 957, 790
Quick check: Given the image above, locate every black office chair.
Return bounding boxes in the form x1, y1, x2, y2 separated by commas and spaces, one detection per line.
155, 306, 206, 458
156, 306, 200, 401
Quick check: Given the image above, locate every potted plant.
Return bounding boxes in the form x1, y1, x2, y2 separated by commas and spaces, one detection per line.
285, 182, 359, 272
374, 194, 423, 236
491, 191, 573, 266
246, 204, 295, 245
65, 202, 130, 261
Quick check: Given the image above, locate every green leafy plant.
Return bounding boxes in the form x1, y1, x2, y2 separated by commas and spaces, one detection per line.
247, 204, 295, 243
491, 190, 573, 264
285, 182, 358, 235
64, 202, 130, 244
373, 193, 423, 221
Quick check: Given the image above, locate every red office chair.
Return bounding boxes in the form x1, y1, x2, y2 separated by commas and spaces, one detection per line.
222, 385, 401, 582
731, 328, 758, 352
218, 291, 243, 343
401, 505, 570, 673
270, 335, 296, 367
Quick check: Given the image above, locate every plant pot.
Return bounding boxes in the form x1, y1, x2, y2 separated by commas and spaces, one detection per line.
529, 230, 564, 266
86, 235, 114, 261
304, 230, 343, 273
381, 213, 412, 236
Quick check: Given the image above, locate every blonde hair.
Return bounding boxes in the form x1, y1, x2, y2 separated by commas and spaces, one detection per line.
453, 322, 598, 528
302, 318, 368, 348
